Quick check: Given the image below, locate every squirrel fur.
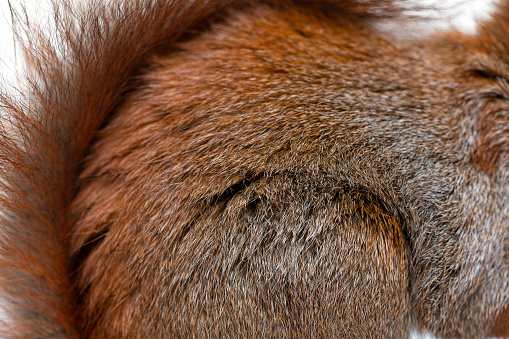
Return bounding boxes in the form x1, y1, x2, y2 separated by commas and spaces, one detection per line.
0, 0, 508, 337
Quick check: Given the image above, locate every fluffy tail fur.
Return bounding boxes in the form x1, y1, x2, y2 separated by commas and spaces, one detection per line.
0, 0, 508, 338
0, 0, 400, 336
0, 0, 258, 336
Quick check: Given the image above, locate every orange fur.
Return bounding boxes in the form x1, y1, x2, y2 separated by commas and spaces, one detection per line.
0, 0, 508, 337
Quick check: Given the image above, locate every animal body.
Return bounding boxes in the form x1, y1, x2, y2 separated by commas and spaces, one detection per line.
0, 0, 508, 337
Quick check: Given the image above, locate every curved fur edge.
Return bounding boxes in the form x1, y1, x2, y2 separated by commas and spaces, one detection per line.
0, 0, 402, 337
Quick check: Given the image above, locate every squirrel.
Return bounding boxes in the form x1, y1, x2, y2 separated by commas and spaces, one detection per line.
0, 0, 507, 337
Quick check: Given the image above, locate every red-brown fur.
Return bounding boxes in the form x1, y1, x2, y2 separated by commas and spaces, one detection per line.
0, 0, 508, 337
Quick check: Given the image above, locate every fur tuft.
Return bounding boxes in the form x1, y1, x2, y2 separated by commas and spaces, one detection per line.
0, 0, 253, 336
0, 0, 508, 338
